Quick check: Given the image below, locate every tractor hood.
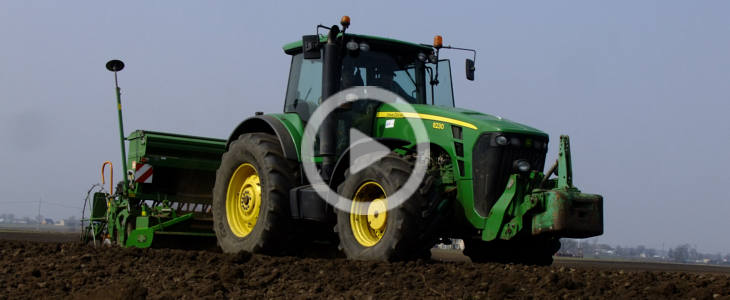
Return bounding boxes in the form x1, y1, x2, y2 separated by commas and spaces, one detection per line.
382, 103, 548, 137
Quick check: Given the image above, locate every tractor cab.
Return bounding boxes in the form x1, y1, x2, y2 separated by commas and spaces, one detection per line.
281, 24, 466, 167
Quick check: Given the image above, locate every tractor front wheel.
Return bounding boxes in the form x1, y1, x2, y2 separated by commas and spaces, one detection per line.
335, 153, 441, 261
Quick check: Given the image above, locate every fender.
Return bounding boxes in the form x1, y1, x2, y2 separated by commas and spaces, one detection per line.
328, 138, 411, 190
227, 115, 298, 161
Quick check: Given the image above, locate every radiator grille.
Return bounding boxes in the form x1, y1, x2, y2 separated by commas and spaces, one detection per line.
472, 133, 548, 216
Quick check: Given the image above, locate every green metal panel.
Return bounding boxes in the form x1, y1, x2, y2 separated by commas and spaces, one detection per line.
142, 155, 222, 171
125, 213, 195, 248
136, 216, 149, 229
127, 130, 226, 171
377, 103, 548, 136
268, 113, 305, 161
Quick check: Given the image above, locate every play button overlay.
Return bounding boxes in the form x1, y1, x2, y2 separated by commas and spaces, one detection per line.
300, 86, 431, 213
349, 128, 391, 174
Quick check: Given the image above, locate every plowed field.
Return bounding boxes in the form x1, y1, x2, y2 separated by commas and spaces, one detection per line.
1, 231, 729, 299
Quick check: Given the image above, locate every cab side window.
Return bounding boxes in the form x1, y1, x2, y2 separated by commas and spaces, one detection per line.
425, 60, 455, 107
284, 54, 323, 121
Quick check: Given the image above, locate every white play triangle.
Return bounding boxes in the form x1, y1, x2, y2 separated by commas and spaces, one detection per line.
349, 128, 391, 174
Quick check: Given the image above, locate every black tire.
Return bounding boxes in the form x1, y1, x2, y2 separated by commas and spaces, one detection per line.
213, 133, 298, 254
335, 153, 441, 261
464, 237, 561, 266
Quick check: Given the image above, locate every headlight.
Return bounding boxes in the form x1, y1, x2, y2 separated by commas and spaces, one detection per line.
495, 135, 508, 146
513, 159, 531, 173
346, 40, 359, 51
359, 42, 370, 52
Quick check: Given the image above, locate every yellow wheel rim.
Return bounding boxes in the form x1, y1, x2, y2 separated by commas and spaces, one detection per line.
226, 163, 262, 238
350, 181, 388, 247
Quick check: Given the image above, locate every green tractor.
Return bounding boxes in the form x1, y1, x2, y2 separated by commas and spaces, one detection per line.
84, 17, 602, 265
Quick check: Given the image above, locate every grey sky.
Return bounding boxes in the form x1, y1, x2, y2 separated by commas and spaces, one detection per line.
1, 1, 728, 253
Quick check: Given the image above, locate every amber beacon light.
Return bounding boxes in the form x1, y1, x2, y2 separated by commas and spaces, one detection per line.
340, 15, 351, 29
433, 35, 443, 49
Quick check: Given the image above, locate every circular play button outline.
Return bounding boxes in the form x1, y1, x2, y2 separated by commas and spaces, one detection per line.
301, 86, 431, 214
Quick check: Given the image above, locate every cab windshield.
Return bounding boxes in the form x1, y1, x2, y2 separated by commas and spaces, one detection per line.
284, 47, 454, 119
341, 50, 454, 107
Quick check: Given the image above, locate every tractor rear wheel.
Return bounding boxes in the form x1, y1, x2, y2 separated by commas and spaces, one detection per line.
335, 153, 441, 261
213, 133, 298, 254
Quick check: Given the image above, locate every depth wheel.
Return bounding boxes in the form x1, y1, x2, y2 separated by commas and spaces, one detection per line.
335, 153, 441, 261
213, 133, 298, 254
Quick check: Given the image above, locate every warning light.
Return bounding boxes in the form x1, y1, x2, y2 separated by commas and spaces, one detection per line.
433, 35, 443, 49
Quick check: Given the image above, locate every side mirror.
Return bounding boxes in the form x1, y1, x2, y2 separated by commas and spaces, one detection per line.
302, 35, 321, 59
465, 59, 475, 81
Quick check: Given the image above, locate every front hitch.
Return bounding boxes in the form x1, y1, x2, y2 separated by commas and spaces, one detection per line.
481, 135, 604, 241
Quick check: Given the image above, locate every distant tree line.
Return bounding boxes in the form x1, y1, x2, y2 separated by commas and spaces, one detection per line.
0, 213, 78, 227
559, 239, 729, 265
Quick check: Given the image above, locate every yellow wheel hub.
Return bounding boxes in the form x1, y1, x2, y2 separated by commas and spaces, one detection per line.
350, 182, 388, 247
366, 198, 387, 230
226, 163, 261, 238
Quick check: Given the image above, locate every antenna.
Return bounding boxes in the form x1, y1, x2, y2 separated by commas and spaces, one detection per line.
106, 59, 129, 192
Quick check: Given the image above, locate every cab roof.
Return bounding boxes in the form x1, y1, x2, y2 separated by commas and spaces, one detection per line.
282, 33, 433, 55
